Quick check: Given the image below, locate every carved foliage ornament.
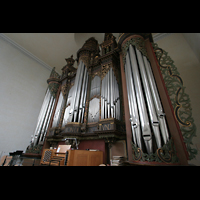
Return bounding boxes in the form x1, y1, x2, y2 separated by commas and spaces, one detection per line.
131, 138, 179, 163
122, 37, 149, 68
101, 64, 120, 84
48, 82, 60, 98
61, 82, 74, 97
50, 67, 60, 79
152, 42, 197, 160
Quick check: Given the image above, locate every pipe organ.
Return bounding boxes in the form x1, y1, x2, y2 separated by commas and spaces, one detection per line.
27, 33, 197, 165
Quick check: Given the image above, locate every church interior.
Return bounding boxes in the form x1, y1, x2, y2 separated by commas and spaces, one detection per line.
0, 33, 200, 166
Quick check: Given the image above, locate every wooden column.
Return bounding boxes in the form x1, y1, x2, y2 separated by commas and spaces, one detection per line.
145, 39, 188, 165
119, 52, 133, 162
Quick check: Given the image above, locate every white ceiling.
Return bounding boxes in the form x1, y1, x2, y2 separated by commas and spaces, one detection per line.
2, 33, 119, 74
2, 33, 169, 75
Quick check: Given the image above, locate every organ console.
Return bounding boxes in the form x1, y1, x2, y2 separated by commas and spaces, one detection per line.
26, 33, 197, 166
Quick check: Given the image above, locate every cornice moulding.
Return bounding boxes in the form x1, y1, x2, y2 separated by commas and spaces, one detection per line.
153, 33, 172, 42
0, 33, 52, 71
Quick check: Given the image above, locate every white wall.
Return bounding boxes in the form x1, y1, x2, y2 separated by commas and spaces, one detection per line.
155, 33, 200, 165
0, 38, 51, 158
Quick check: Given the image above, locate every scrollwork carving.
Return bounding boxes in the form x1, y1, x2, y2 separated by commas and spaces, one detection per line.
122, 37, 149, 68
152, 42, 197, 160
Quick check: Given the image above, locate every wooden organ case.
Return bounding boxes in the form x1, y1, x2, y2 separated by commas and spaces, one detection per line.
28, 33, 197, 166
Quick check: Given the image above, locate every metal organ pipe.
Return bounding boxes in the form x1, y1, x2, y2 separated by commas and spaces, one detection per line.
125, 44, 171, 154
69, 61, 83, 121
110, 68, 114, 118
32, 88, 50, 143
62, 60, 89, 123
33, 87, 57, 146
78, 67, 87, 123
42, 97, 55, 142
101, 67, 120, 120
104, 73, 108, 119
39, 95, 54, 143
34, 89, 52, 145
52, 92, 63, 127
73, 61, 85, 122
107, 70, 110, 118
125, 63, 137, 145
101, 76, 105, 119
143, 55, 169, 144
135, 48, 162, 149
81, 72, 88, 123
125, 52, 142, 150
129, 45, 153, 154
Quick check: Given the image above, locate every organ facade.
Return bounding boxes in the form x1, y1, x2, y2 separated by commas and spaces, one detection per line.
27, 33, 197, 165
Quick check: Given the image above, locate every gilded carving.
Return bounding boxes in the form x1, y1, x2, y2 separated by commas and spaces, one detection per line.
152, 42, 197, 160
122, 36, 149, 68
48, 82, 60, 98
91, 70, 101, 80
101, 64, 111, 80
61, 84, 68, 97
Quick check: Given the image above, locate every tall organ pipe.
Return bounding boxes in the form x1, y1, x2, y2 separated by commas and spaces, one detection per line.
110, 68, 114, 118
125, 63, 137, 145
81, 72, 88, 123
52, 92, 63, 127
34, 90, 51, 145
129, 45, 153, 154
113, 76, 116, 119
107, 70, 110, 118
125, 52, 142, 149
32, 88, 50, 143
101, 77, 105, 119
39, 95, 54, 143
41, 98, 55, 142
73, 62, 85, 122
36, 95, 52, 144
143, 55, 169, 144
116, 82, 120, 120
135, 48, 162, 149
69, 61, 83, 121
104, 73, 108, 119
78, 67, 87, 123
